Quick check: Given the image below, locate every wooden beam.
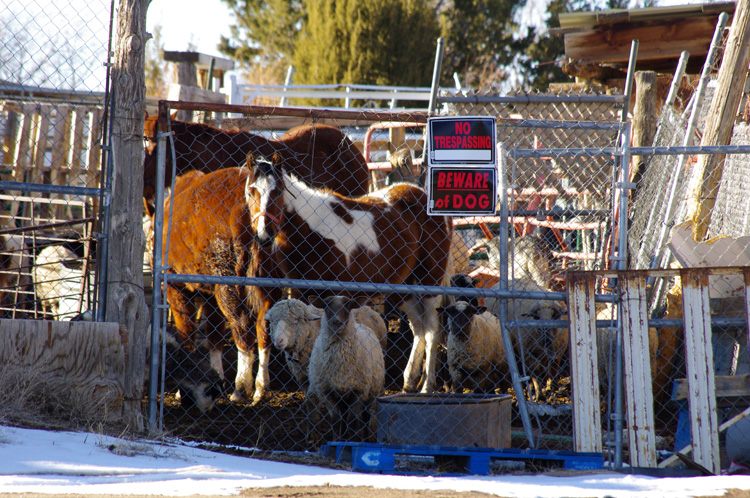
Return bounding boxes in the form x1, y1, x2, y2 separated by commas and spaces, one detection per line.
631, 71, 657, 189
686, 0, 750, 241
564, 17, 719, 66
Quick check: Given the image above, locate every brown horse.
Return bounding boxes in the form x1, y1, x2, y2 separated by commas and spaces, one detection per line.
143, 115, 370, 213
247, 155, 453, 393
158, 166, 283, 403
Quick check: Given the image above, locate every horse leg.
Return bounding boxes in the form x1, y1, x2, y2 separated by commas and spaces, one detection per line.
212, 282, 255, 402
252, 288, 281, 405
401, 296, 441, 393
165, 283, 199, 349
419, 296, 441, 394
401, 296, 426, 393
201, 294, 228, 384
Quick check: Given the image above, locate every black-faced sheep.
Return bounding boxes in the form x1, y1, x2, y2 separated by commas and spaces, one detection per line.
439, 301, 508, 394
265, 298, 387, 391
307, 296, 385, 442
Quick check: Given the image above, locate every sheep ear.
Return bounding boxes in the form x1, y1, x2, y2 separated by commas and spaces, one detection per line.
345, 297, 361, 311
304, 304, 324, 320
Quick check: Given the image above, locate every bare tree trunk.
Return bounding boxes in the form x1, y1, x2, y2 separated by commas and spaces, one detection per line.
109, 0, 150, 431
631, 71, 657, 192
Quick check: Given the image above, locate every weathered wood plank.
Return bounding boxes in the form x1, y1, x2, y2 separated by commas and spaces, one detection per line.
621, 273, 657, 467
567, 272, 602, 453
0, 319, 126, 423
565, 17, 719, 65
681, 268, 720, 475
673, 374, 750, 401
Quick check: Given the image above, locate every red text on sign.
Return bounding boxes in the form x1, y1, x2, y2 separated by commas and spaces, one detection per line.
436, 171, 491, 190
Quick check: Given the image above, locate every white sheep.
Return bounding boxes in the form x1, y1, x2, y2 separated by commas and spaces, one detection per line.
0, 235, 31, 316
265, 298, 387, 390
439, 300, 508, 393
307, 296, 385, 442
33, 245, 89, 320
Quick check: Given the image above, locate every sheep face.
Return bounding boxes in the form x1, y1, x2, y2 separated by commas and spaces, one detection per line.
322, 296, 359, 336
266, 300, 322, 355
438, 301, 487, 338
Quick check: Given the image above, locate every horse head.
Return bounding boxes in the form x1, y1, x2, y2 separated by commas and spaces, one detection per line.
142, 111, 178, 215
245, 153, 285, 247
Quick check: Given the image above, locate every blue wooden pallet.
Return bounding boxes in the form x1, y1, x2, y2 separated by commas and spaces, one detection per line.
322, 442, 604, 475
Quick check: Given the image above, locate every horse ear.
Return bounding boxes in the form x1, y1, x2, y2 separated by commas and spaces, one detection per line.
246, 154, 257, 170
170, 111, 178, 119
271, 153, 283, 166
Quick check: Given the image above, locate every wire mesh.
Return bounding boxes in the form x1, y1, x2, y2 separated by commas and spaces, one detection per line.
624, 15, 750, 470
147, 97, 630, 467
1, 0, 111, 321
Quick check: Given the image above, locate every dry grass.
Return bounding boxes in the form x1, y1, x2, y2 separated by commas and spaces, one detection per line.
0, 362, 125, 435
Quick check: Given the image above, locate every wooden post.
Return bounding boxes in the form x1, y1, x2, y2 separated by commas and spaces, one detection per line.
686, 0, 750, 241
680, 268, 720, 475
620, 272, 657, 468
109, 0, 150, 431
173, 62, 197, 121
631, 71, 657, 190
567, 272, 602, 453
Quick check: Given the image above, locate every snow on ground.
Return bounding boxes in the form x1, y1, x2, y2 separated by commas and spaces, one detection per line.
1, 425, 750, 497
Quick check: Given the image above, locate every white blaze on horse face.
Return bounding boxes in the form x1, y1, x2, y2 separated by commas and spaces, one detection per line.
247, 174, 277, 241
285, 174, 379, 266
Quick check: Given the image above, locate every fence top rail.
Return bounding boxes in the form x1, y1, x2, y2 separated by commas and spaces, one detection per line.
238, 82, 438, 93
570, 266, 750, 279
160, 100, 432, 123
439, 94, 627, 105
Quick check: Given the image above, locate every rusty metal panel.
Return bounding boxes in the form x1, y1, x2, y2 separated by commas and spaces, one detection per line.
681, 268, 720, 475
567, 272, 602, 453
620, 272, 657, 467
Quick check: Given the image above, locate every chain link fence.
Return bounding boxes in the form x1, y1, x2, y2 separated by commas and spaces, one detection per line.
1, 0, 112, 322
3, 0, 750, 475
147, 96, 631, 466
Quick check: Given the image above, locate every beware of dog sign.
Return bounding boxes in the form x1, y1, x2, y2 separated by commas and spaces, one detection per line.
426, 116, 498, 216
427, 166, 497, 215
427, 116, 496, 166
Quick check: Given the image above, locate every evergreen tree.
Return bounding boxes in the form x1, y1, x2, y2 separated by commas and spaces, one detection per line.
292, 0, 439, 89
218, 0, 303, 82
145, 24, 171, 98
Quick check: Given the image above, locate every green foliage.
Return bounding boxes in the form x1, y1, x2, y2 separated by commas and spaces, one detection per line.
292, 0, 439, 89
218, 0, 304, 81
217, 0, 653, 93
